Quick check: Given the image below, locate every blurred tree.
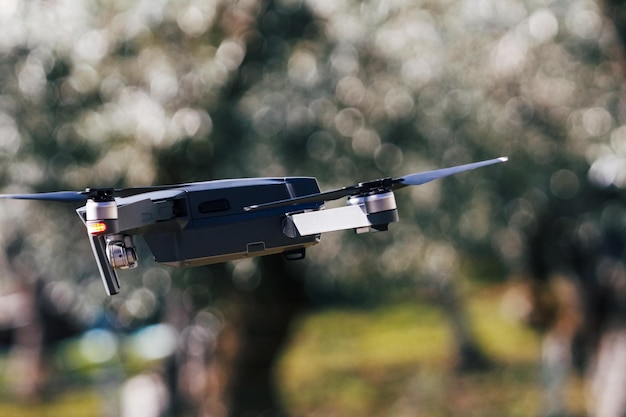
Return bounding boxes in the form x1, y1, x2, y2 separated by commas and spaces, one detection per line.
2, 0, 626, 415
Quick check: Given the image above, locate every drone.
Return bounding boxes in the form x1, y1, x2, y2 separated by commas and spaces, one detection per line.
0, 157, 507, 296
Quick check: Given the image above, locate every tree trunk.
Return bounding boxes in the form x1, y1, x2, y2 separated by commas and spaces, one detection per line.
206, 255, 309, 417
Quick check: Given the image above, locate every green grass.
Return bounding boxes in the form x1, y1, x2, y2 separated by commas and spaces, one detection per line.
0, 390, 102, 417
277, 286, 586, 417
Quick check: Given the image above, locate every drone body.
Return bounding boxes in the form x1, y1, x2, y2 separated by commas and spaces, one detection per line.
78, 178, 325, 294
1, 157, 507, 295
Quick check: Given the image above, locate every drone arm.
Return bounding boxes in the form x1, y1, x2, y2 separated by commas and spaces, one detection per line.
285, 206, 373, 237
116, 197, 182, 232
88, 234, 120, 296
284, 191, 400, 237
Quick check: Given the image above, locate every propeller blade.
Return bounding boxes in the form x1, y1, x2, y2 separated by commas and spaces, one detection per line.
245, 156, 508, 211
245, 184, 363, 211
393, 156, 508, 189
0, 183, 188, 203
0, 191, 88, 202
115, 185, 181, 198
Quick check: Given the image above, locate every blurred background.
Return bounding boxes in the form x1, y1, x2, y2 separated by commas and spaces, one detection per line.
0, 0, 625, 416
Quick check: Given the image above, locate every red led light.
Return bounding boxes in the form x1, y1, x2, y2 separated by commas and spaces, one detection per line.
88, 222, 107, 235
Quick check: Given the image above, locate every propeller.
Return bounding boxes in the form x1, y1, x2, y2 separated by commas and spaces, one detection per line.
393, 156, 508, 188
244, 156, 508, 211
0, 190, 90, 202
0, 185, 182, 203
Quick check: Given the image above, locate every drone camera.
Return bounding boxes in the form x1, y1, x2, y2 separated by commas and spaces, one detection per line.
106, 234, 138, 270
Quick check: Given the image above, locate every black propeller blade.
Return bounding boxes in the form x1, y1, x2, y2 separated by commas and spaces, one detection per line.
115, 185, 183, 198
392, 156, 508, 188
0, 184, 183, 203
0, 191, 89, 202
244, 156, 508, 211
245, 184, 364, 211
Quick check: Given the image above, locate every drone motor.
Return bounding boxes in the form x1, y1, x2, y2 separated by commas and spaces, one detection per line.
347, 191, 397, 213
85, 195, 120, 236
347, 191, 399, 233
86, 198, 117, 219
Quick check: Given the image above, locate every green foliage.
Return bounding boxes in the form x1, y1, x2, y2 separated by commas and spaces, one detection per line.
277, 287, 574, 417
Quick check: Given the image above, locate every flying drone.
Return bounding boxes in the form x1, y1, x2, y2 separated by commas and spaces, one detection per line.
0, 157, 507, 295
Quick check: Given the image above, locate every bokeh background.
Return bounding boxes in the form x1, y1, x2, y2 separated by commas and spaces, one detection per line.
0, 0, 626, 416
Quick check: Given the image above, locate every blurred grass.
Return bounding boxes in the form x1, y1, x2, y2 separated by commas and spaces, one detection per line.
277, 285, 586, 417
0, 285, 586, 416
0, 390, 102, 417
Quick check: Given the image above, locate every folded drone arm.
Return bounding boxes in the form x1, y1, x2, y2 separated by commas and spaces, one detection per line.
284, 205, 373, 237
284, 191, 400, 237
78, 193, 185, 296
88, 234, 121, 296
